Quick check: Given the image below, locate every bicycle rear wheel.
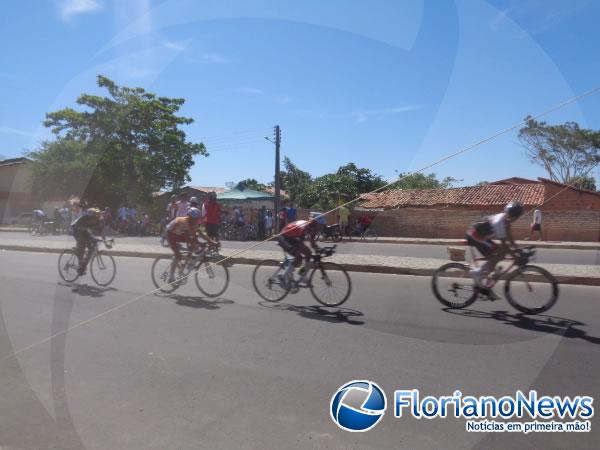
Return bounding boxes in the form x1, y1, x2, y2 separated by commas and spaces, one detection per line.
57, 249, 80, 282
90, 252, 116, 286
309, 262, 352, 307
252, 260, 290, 302
195, 259, 229, 298
431, 263, 478, 308
504, 265, 559, 314
151, 257, 180, 293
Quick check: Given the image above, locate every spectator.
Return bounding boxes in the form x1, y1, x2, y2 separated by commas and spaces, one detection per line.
72, 203, 83, 221
287, 205, 297, 222
528, 208, 543, 241
278, 207, 288, 232
166, 195, 178, 221
140, 212, 151, 236
103, 207, 113, 230
265, 210, 273, 237
257, 205, 266, 240
203, 191, 222, 242
337, 204, 350, 236
175, 193, 189, 217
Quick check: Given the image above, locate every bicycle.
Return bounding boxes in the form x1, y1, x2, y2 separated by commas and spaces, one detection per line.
151, 242, 229, 298
252, 245, 352, 307
349, 225, 378, 241
431, 244, 559, 314
57, 238, 117, 286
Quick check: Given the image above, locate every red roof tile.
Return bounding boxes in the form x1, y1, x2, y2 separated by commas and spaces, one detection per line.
359, 183, 545, 209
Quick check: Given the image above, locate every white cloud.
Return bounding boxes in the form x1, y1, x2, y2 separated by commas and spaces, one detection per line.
184, 52, 236, 65
277, 95, 293, 104
59, 0, 102, 21
490, 9, 511, 31
352, 105, 419, 123
163, 40, 187, 51
0, 126, 35, 137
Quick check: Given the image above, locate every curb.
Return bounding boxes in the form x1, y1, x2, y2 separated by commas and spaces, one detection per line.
2, 244, 599, 287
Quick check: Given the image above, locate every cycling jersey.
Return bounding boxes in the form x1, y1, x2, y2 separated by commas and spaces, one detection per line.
71, 214, 102, 230
281, 220, 312, 238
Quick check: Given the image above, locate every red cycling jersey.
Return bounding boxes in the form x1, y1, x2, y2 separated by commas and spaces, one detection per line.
281, 220, 311, 238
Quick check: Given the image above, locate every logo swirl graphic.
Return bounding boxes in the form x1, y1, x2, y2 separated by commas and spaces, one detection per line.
330, 380, 387, 432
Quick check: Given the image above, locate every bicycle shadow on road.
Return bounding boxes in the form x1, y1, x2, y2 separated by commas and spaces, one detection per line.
442, 308, 600, 345
258, 301, 365, 325
159, 293, 235, 310
58, 282, 117, 299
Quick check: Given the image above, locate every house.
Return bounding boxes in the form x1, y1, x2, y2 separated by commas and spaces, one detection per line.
358, 177, 600, 242
0, 157, 37, 223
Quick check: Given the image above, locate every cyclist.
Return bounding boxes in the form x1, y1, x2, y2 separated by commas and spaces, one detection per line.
71, 207, 106, 276
466, 201, 524, 286
278, 218, 320, 278
165, 206, 216, 283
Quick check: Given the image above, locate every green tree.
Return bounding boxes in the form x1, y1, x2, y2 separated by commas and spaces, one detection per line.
518, 117, 600, 183
390, 172, 459, 189
566, 175, 597, 191
36, 75, 206, 206
279, 157, 312, 203
235, 178, 268, 192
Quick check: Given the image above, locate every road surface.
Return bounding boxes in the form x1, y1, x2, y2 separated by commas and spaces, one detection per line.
0, 251, 599, 449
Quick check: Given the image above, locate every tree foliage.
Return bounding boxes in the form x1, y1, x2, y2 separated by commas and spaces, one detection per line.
30, 75, 206, 206
566, 175, 597, 191
235, 178, 268, 192
518, 117, 600, 183
390, 172, 460, 190
279, 159, 386, 210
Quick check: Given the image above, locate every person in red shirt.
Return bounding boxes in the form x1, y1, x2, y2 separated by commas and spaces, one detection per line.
202, 191, 222, 243
278, 219, 320, 275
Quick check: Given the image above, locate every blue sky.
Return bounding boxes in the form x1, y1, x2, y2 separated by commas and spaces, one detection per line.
1, 0, 599, 188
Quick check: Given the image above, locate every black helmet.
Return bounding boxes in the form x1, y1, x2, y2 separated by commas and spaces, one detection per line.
504, 201, 523, 219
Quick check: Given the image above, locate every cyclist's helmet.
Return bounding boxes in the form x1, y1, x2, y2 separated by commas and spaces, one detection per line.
87, 207, 101, 216
189, 196, 199, 206
504, 201, 524, 219
187, 206, 202, 220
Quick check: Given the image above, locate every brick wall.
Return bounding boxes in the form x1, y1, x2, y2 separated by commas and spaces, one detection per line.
542, 182, 600, 211
350, 207, 600, 242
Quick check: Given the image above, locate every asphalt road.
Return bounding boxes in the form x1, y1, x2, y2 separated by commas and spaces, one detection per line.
1, 251, 599, 449
2, 231, 600, 265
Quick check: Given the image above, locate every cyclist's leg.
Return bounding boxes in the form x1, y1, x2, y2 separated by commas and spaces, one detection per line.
167, 232, 184, 282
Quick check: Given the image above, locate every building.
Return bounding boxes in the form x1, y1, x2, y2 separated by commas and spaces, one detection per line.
0, 157, 36, 223
358, 177, 600, 242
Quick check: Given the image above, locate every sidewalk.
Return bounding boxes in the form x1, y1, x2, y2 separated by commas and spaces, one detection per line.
0, 225, 598, 250
1, 235, 599, 286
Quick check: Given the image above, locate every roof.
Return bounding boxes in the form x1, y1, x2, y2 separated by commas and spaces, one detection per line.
217, 188, 274, 201
262, 186, 289, 199
188, 186, 229, 194
538, 177, 600, 197
0, 157, 31, 168
359, 183, 546, 209
490, 177, 539, 185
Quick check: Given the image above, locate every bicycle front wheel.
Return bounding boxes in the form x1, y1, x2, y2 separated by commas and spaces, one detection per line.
57, 249, 80, 282
252, 260, 290, 302
90, 252, 116, 286
504, 265, 559, 314
431, 263, 478, 309
309, 262, 352, 307
195, 259, 229, 298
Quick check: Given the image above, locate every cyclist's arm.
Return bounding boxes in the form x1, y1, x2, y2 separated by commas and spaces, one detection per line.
195, 226, 216, 245
307, 231, 319, 250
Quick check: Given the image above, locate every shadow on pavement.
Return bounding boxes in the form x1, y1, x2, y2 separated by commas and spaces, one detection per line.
164, 294, 235, 310
58, 282, 117, 298
443, 308, 600, 344
258, 301, 365, 325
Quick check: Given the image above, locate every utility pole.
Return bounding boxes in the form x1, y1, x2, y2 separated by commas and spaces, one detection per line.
274, 125, 281, 231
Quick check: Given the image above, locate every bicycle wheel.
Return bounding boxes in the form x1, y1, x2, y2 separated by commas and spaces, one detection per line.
431, 263, 478, 308
309, 262, 352, 307
151, 257, 181, 293
195, 259, 229, 298
363, 228, 378, 241
57, 249, 80, 283
332, 231, 343, 243
504, 265, 559, 314
90, 252, 116, 286
252, 260, 290, 302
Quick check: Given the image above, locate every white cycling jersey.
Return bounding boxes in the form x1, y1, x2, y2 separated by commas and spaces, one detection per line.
489, 212, 508, 239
